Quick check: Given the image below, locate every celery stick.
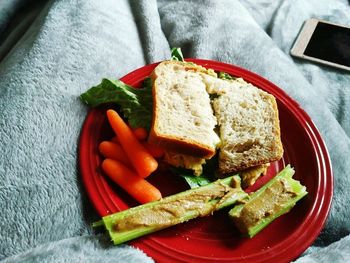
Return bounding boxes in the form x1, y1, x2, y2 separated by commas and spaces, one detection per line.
94, 175, 248, 245
229, 165, 307, 238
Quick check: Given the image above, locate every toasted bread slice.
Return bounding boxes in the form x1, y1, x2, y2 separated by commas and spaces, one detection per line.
149, 61, 220, 158
203, 75, 283, 174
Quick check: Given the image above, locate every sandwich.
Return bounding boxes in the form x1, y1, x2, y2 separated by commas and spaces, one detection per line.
149, 61, 283, 180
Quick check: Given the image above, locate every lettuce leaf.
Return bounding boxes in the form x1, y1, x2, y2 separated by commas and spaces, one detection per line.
170, 167, 212, 188
170, 155, 219, 189
171, 47, 184, 61
80, 47, 183, 129
80, 78, 153, 130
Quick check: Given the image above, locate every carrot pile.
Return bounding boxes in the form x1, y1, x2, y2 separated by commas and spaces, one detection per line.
99, 109, 164, 204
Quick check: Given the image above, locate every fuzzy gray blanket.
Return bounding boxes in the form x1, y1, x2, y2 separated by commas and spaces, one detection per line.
0, 0, 349, 262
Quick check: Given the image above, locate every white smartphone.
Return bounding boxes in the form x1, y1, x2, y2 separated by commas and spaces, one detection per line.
290, 18, 350, 72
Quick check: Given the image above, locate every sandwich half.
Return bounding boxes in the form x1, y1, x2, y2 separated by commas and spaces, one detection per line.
149, 61, 220, 158
202, 75, 284, 174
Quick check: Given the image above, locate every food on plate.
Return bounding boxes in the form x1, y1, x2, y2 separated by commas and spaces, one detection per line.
149, 61, 220, 159
106, 109, 158, 178
80, 78, 153, 130
102, 158, 162, 204
99, 141, 131, 166
132, 127, 148, 141
94, 166, 306, 244
164, 151, 206, 176
229, 165, 307, 237
148, 60, 283, 176
97, 109, 162, 204
209, 76, 283, 174
80, 48, 307, 245
142, 141, 165, 158
93, 175, 248, 245
240, 163, 270, 188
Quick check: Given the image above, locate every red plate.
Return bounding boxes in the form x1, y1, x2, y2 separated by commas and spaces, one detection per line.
79, 59, 333, 262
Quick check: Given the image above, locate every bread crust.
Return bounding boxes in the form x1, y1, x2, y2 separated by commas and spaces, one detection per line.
149, 129, 216, 158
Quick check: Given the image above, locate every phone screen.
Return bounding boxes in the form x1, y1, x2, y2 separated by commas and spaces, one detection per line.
304, 22, 350, 67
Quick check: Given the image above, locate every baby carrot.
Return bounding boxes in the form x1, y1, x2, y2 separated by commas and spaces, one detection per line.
102, 158, 162, 204
99, 141, 131, 166
112, 128, 147, 143
106, 109, 158, 178
132, 127, 148, 141
143, 142, 165, 158
111, 136, 119, 143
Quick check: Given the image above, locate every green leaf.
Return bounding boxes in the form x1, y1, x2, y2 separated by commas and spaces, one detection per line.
218, 71, 236, 80
170, 166, 215, 189
171, 47, 184, 61
80, 78, 153, 130
169, 154, 219, 189
182, 174, 212, 188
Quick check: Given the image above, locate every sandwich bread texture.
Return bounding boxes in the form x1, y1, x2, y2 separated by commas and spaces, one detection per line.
149, 61, 283, 176
203, 75, 283, 174
149, 61, 220, 158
